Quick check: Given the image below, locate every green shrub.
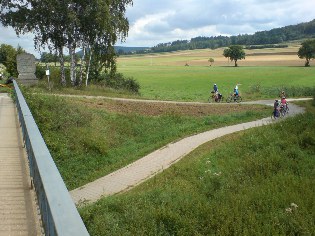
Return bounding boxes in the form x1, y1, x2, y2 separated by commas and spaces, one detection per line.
35, 65, 46, 80
100, 73, 140, 93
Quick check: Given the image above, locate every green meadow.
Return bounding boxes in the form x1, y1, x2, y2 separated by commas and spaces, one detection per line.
117, 65, 315, 101
115, 47, 315, 101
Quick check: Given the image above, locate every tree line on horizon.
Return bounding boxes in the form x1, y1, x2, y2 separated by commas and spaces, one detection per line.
140, 19, 315, 54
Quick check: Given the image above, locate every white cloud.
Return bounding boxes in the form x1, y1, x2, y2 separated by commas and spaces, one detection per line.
0, 26, 40, 57
1, 0, 315, 52
119, 0, 315, 46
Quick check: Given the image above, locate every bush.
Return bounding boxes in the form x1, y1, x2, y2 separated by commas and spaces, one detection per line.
100, 73, 140, 93
35, 65, 46, 80
36, 65, 70, 87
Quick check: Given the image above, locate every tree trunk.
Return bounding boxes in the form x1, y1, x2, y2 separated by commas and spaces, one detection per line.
305, 59, 310, 67
234, 60, 238, 67
78, 47, 85, 86
69, 43, 77, 86
85, 47, 93, 87
58, 46, 66, 86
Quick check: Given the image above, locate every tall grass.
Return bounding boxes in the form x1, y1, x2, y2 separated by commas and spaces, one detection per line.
80, 101, 315, 235
249, 84, 315, 98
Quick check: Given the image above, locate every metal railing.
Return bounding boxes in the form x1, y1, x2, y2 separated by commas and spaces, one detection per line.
13, 80, 89, 236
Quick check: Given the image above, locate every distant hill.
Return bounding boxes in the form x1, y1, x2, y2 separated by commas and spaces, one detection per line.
75, 46, 150, 57
151, 19, 315, 53
77, 19, 315, 56
115, 46, 150, 54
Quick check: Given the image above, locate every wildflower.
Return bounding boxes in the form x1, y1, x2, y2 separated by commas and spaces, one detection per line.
290, 203, 298, 209
213, 172, 222, 176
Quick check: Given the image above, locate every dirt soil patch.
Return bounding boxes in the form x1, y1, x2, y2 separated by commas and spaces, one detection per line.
78, 99, 268, 116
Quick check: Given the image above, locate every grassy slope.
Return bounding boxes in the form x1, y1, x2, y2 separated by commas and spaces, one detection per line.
80, 101, 315, 236
25, 93, 270, 190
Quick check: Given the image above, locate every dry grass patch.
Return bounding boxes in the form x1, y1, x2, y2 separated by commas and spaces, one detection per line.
76, 98, 269, 116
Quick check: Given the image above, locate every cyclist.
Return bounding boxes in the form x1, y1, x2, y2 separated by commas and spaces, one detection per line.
273, 99, 280, 118
233, 84, 240, 101
211, 83, 219, 101
280, 96, 288, 112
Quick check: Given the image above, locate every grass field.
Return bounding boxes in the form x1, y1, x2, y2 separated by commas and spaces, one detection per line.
117, 47, 315, 101
31, 46, 315, 102
80, 100, 315, 236
20, 45, 315, 235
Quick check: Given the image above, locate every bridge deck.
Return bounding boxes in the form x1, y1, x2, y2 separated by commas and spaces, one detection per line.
0, 94, 41, 236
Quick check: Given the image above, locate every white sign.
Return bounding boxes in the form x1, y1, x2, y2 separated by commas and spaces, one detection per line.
46, 70, 50, 76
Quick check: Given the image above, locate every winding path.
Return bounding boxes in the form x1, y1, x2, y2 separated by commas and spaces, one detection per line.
70, 98, 310, 205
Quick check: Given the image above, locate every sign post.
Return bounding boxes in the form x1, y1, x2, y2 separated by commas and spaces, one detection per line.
45, 65, 51, 91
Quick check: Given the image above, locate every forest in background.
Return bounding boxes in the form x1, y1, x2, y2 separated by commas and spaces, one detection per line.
123, 19, 315, 54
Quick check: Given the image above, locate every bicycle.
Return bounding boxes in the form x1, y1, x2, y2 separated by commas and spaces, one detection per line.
226, 93, 242, 103
271, 109, 281, 120
279, 103, 289, 117
208, 92, 224, 103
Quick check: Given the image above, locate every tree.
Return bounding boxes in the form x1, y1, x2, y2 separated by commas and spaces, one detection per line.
0, 0, 133, 86
223, 45, 245, 67
298, 39, 315, 67
208, 57, 214, 66
0, 44, 25, 77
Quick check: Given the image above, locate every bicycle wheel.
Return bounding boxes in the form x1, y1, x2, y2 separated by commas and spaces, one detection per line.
281, 108, 287, 117
226, 96, 232, 103
236, 96, 242, 103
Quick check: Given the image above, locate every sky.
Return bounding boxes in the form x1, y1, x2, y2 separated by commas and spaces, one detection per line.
1, 0, 315, 57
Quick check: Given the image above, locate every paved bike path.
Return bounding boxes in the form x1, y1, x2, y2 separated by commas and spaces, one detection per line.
70, 99, 307, 205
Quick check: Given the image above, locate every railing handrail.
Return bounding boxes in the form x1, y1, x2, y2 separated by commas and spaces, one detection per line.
13, 80, 89, 236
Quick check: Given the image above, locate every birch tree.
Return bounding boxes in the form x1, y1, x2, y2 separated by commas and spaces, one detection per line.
0, 0, 133, 86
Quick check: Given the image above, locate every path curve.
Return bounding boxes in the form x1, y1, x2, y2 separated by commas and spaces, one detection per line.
70, 98, 311, 205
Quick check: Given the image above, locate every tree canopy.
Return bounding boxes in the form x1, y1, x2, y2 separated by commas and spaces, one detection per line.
0, 44, 24, 77
0, 0, 133, 86
298, 39, 315, 67
223, 45, 245, 67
